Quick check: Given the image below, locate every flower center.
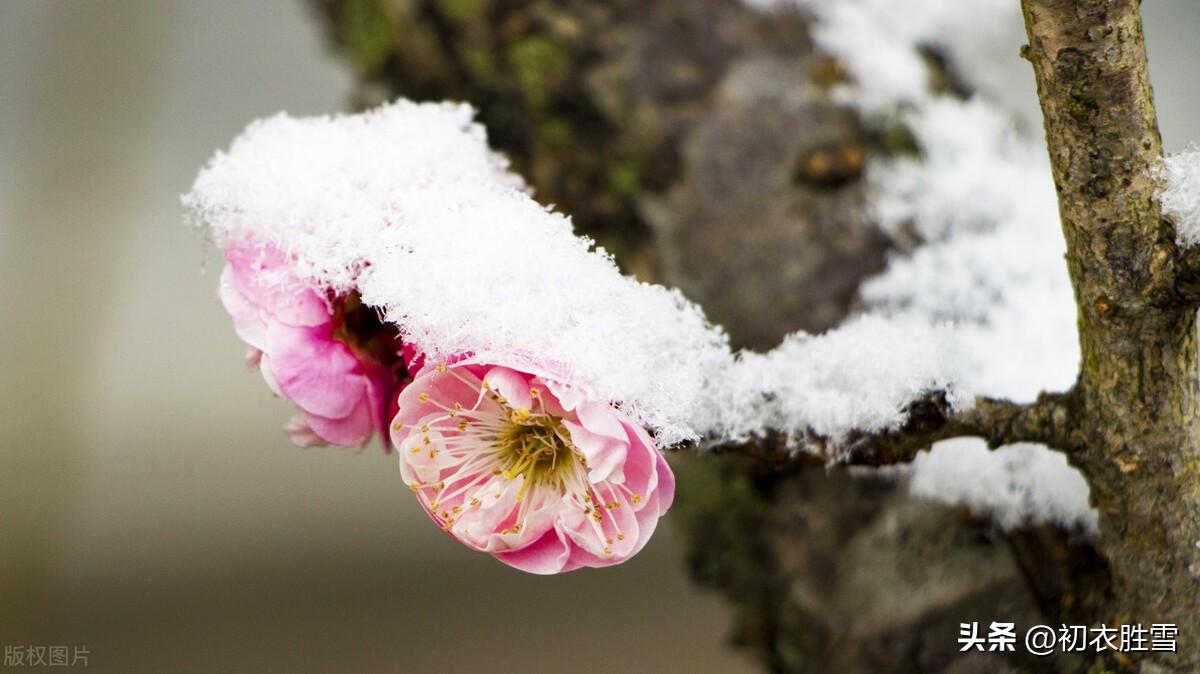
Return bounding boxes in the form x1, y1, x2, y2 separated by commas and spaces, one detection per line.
496, 410, 577, 489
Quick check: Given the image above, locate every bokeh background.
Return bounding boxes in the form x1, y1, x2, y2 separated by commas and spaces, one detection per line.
2, 1, 1198, 672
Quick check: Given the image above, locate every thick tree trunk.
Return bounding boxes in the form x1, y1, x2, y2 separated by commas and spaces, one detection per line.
1022, 1, 1200, 669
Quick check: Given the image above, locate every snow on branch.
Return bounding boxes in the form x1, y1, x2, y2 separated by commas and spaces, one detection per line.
911, 440, 1097, 533
701, 316, 969, 446
187, 101, 980, 449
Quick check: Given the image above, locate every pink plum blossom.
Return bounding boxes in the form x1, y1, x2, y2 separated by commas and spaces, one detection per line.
392, 360, 675, 573
218, 240, 404, 448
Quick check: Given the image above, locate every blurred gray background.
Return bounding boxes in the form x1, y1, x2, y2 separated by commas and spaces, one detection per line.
1, 1, 1197, 672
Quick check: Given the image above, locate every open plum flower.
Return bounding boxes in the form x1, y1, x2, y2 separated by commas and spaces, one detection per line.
392, 360, 675, 573
218, 240, 403, 448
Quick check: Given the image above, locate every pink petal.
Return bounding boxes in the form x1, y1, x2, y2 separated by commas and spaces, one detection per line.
481, 495, 559, 553
304, 395, 374, 447
281, 415, 328, 448
258, 353, 283, 397
563, 481, 642, 559
541, 377, 587, 412
575, 401, 627, 441
493, 528, 571, 575
401, 342, 426, 377
224, 243, 329, 327
244, 347, 263, 369
398, 412, 474, 482
616, 421, 662, 501
264, 322, 365, 419
218, 266, 267, 350
627, 485, 669, 559
652, 450, 676, 512
564, 543, 617, 570
271, 286, 332, 328
618, 458, 675, 562
483, 366, 534, 411
362, 365, 394, 448
561, 420, 625, 484
391, 368, 490, 444
528, 377, 569, 417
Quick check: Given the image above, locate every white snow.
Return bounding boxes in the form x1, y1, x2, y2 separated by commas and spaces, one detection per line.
860, 100, 1079, 403
1157, 146, 1200, 247
184, 101, 525, 295
869, 99, 1053, 243
910, 440, 1097, 533
702, 315, 970, 446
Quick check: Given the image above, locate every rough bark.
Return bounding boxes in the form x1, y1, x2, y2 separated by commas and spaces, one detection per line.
713, 392, 1078, 469
1021, 1, 1200, 670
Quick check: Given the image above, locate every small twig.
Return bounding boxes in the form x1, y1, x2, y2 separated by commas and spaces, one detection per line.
698, 389, 1078, 468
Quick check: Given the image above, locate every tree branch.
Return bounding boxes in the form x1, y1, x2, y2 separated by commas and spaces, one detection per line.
1022, 0, 1200, 668
703, 390, 1078, 468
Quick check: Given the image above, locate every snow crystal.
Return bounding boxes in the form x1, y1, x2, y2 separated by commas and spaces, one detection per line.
703, 315, 970, 445
869, 99, 1053, 242
1158, 146, 1200, 247
184, 101, 525, 295
910, 440, 1097, 533
861, 100, 1079, 403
